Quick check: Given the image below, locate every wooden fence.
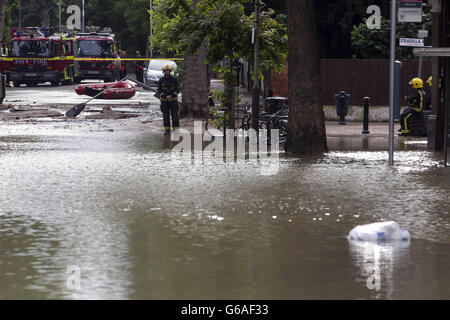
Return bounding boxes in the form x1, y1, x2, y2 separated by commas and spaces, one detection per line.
271, 59, 432, 106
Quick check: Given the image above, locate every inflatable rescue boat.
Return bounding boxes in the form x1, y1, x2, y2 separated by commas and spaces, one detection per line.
75, 81, 136, 99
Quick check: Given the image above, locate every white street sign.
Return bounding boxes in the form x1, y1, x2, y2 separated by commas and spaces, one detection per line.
399, 38, 424, 47
418, 29, 428, 38
398, 0, 423, 23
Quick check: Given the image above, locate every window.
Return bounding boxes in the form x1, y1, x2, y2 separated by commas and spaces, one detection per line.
78, 40, 113, 57
12, 40, 52, 57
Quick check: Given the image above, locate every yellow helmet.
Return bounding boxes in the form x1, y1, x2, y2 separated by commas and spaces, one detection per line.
426, 76, 432, 87
409, 77, 423, 89
162, 64, 173, 72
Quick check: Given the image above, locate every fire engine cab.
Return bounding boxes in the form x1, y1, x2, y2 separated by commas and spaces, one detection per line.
75, 29, 116, 82
4, 27, 77, 87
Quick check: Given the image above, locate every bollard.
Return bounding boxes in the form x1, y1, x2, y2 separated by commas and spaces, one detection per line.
362, 96, 370, 134
334, 91, 350, 125
0, 73, 6, 104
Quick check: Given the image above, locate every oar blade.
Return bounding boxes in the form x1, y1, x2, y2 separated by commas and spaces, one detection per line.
65, 103, 86, 118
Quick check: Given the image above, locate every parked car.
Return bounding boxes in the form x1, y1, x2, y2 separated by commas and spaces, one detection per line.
144, 59, 177, 86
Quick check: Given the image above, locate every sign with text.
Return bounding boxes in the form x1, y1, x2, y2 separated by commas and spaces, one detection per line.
399, 38, 424, 47
398, 0, 423, 22
418, 29, 428, 38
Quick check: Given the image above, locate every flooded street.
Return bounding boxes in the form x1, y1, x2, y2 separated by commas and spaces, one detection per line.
1, 117, 450, 300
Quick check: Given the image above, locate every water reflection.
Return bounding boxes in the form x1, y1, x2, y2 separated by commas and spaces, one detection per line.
0, 213, 61, 299
349, 240, 410, 299
1, 127, 450, 299
327, 136, 431, 152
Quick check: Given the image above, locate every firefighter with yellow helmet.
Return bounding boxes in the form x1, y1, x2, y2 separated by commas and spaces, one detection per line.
157, 63, 180, 135
399, 77, 425, 135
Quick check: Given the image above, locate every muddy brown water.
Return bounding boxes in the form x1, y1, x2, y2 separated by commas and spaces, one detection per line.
1, 123, 450, 299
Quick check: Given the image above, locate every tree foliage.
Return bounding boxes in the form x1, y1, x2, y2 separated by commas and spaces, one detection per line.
2, 0, 426, 60
151, 0, 287, 124
313, 0, 390, 58
351, 14, 432, 59
3, 0, 150, 54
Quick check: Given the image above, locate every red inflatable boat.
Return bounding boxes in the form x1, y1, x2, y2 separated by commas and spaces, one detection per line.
75, 81, 136, 99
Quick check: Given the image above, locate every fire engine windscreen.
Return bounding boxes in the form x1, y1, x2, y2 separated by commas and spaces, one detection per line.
11, 40, 53, 57
78, 40, 113, 57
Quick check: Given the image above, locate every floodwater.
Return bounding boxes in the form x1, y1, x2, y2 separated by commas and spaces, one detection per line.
1, 122, 450, 300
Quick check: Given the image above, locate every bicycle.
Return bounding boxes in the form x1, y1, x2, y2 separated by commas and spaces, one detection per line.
239, 105, 289, 144
238, 104, 253, 130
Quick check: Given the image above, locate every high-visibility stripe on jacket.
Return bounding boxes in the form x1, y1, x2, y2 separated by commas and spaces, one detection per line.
408, 88, 425, 113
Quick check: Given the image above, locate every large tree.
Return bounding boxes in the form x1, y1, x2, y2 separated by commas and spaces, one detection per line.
153, 0, 210, 118
152, 0, 249, 123
286, 0, 327, 154
152, 0, 287, 123
180, 40, 210, 117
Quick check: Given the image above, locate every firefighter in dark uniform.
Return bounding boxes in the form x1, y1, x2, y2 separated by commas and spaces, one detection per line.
120, 51, 127, 79
157, 64, 180, 135
399, 77, 425, 136
134, 51, 144, 84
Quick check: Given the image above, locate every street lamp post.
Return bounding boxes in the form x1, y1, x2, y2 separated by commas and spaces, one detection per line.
418, 23, 425, 78
82, 0, 85, 32
19, 0, 21, 29
389, 0, 396, 165
150, 0, 153, 58
59, 1, 62, 33
251, 0, 260, 131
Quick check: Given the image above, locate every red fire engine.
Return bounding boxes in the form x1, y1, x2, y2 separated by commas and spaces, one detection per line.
2, 27, 77, 87
75, 29, 117, 82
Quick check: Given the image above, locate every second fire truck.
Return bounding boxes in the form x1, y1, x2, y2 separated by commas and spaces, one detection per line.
75, 29, 117, 82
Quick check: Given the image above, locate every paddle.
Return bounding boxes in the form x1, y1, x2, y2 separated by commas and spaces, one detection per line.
65, 77, 127, 118
125, 77, 160, 99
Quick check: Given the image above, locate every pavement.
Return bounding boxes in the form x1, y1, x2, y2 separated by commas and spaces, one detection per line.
324, 121, 430, 152
209, 79, 430, 152
0, 78, 431, 153
2, 78, 159, 108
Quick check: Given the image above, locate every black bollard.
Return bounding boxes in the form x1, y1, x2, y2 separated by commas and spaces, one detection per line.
335, 91, 350, 125
338, 93, 347, 125
362, 96, 370, 134
0, 73, 5, 104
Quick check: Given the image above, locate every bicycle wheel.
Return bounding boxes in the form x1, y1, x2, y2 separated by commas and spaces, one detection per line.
240, 115, 252, 130
277, 119, 288, 136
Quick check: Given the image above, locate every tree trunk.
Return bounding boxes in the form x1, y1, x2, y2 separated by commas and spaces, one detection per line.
0, 0, 6, 41
181, 40, 210, 118
286, 0, 328, 154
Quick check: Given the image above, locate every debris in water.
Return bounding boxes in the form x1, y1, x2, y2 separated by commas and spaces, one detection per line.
347, 221, 410, 241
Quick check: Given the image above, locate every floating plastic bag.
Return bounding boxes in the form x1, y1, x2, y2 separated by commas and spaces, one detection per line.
347, 221, 410, 241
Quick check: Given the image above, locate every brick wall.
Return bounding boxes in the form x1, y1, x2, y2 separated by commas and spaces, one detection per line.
272, 61, 288, 97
